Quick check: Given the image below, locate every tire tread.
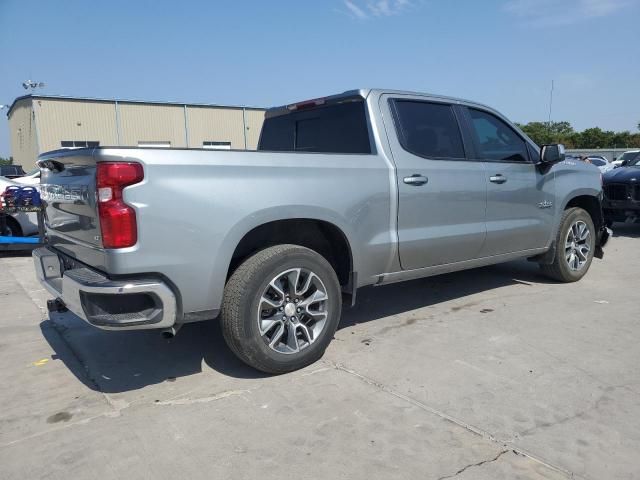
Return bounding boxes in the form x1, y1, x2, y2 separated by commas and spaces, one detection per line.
220, 244, 339, 374
540, 207, 594, 282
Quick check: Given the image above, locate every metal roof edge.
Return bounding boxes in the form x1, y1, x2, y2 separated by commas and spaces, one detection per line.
6, 94, 267, 118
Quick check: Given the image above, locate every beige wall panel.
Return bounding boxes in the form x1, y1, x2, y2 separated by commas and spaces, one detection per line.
186, 106, 245, 149
35, 99, 118, 152
244, 109, 265, 150
7, 100, 39, 168
119, 103, 186, 147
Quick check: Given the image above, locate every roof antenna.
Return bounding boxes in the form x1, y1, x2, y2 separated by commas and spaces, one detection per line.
547, 79, 554, 129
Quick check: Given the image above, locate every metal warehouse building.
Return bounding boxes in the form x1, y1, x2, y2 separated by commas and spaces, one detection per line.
7, 95, 266, 168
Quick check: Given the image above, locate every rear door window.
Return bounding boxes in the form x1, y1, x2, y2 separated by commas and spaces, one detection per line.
259, 101, 371, 154
468, 108, 529, 162
391, 100, 465, 159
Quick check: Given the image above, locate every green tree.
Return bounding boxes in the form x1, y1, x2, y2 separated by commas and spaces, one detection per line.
517, 121, 575, 146
518, 120, 640, 148
576, 128, 615, 149
0, 156, 13, 166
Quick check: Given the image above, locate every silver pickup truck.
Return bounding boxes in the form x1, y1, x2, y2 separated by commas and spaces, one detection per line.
33, 89, 610, 373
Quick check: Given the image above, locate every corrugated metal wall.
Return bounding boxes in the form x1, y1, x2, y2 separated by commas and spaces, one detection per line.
118, 103, 187, 147
8, 97, 266, 167
186, 106, 245, 149
36, 98, 118, 152
7, 99, 39, 167
244, 109, 266, 149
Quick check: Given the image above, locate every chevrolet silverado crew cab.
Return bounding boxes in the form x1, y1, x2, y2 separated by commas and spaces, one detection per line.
33, 89, 610, 373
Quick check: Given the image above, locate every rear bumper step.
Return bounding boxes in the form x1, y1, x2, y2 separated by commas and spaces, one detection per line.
33, 247, 177, 330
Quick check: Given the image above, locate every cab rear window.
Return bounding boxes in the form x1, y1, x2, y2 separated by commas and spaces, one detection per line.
258, 101, 371, 154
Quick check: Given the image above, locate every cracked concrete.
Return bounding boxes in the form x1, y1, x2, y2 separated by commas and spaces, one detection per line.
437, 450, 509, 480
1, 224, 639, 479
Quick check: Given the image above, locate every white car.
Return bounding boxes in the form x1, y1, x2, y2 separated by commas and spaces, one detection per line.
587, 157, 614, 174
12, 169, 41, 186
612, 150, 640, 168
0, 176, 39, 237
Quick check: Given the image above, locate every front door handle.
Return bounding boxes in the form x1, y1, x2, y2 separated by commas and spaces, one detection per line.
489, 174, 507, 184
403, 174, 428, 186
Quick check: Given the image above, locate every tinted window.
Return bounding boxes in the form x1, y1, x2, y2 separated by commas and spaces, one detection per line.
259, 115, 293, 151
258, 101, 371, 154
468, 109, 528, 162
392, 101, 465, 159
620, 151, 640, 163
589, 158, 606, 166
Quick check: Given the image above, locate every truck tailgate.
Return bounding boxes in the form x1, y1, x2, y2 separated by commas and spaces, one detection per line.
39, 150, 104, 265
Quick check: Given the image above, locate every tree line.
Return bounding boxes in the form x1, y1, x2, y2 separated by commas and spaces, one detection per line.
516, 121, 640, 149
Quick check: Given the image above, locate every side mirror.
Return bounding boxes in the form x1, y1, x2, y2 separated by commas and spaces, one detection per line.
540, 144, 566, 165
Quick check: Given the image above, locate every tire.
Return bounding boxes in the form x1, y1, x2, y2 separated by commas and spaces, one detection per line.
0, 217, 22, 237
539, 207, 595, 282
220, 244, 342, 374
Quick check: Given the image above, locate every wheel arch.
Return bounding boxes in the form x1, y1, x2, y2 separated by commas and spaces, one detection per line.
563, 193, 604, 231
206, 206, 359, 314
1, 216, 23, 236
227, 218, 355, 288
533, 191, 603, 265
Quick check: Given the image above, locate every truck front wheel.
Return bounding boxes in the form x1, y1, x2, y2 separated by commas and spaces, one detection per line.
539, 207, 595, 282
220, 244, 342, 374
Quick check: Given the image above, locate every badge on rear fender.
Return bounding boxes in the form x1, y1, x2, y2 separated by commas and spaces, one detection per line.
538, 200, 553, 209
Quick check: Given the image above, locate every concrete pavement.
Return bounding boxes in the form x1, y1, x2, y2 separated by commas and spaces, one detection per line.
1, 224, 639, 479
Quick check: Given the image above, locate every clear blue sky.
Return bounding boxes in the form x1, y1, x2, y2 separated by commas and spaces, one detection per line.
1, 0, 639, 157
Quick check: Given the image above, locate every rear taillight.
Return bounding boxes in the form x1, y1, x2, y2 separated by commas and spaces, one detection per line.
96, 162, 144, 248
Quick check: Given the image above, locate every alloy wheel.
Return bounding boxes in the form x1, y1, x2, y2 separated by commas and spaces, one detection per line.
565, 220, 591, 271
257, 268, 329, 354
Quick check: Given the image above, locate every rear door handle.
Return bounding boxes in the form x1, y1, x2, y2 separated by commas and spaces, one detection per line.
403, 174, 428, 186
489, 174, 507, 184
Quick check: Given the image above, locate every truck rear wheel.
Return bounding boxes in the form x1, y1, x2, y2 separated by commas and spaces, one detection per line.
220, 244, 342, 374
539, 207, 595, 282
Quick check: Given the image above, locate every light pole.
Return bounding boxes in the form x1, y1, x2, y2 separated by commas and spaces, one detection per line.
547, 80, 554, 130
22, 80, 46, 91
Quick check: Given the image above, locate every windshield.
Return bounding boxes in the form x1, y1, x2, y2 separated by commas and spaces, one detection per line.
629, 156, 640, 167
589, 158, 606, 166
619, 151, 639, 162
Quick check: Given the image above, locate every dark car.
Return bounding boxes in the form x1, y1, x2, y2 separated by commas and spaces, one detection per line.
602, 155, 640, 224
0, 165, 26, 179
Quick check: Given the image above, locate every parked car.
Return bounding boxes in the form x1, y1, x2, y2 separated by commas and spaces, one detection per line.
602, 153, 640, 224
13, 169, 41, 186
0, 164, 26, 179
33, 89, 610, 373
612, 150, 640, 168
0, 176, 39, 236
587, 157, 614, 174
